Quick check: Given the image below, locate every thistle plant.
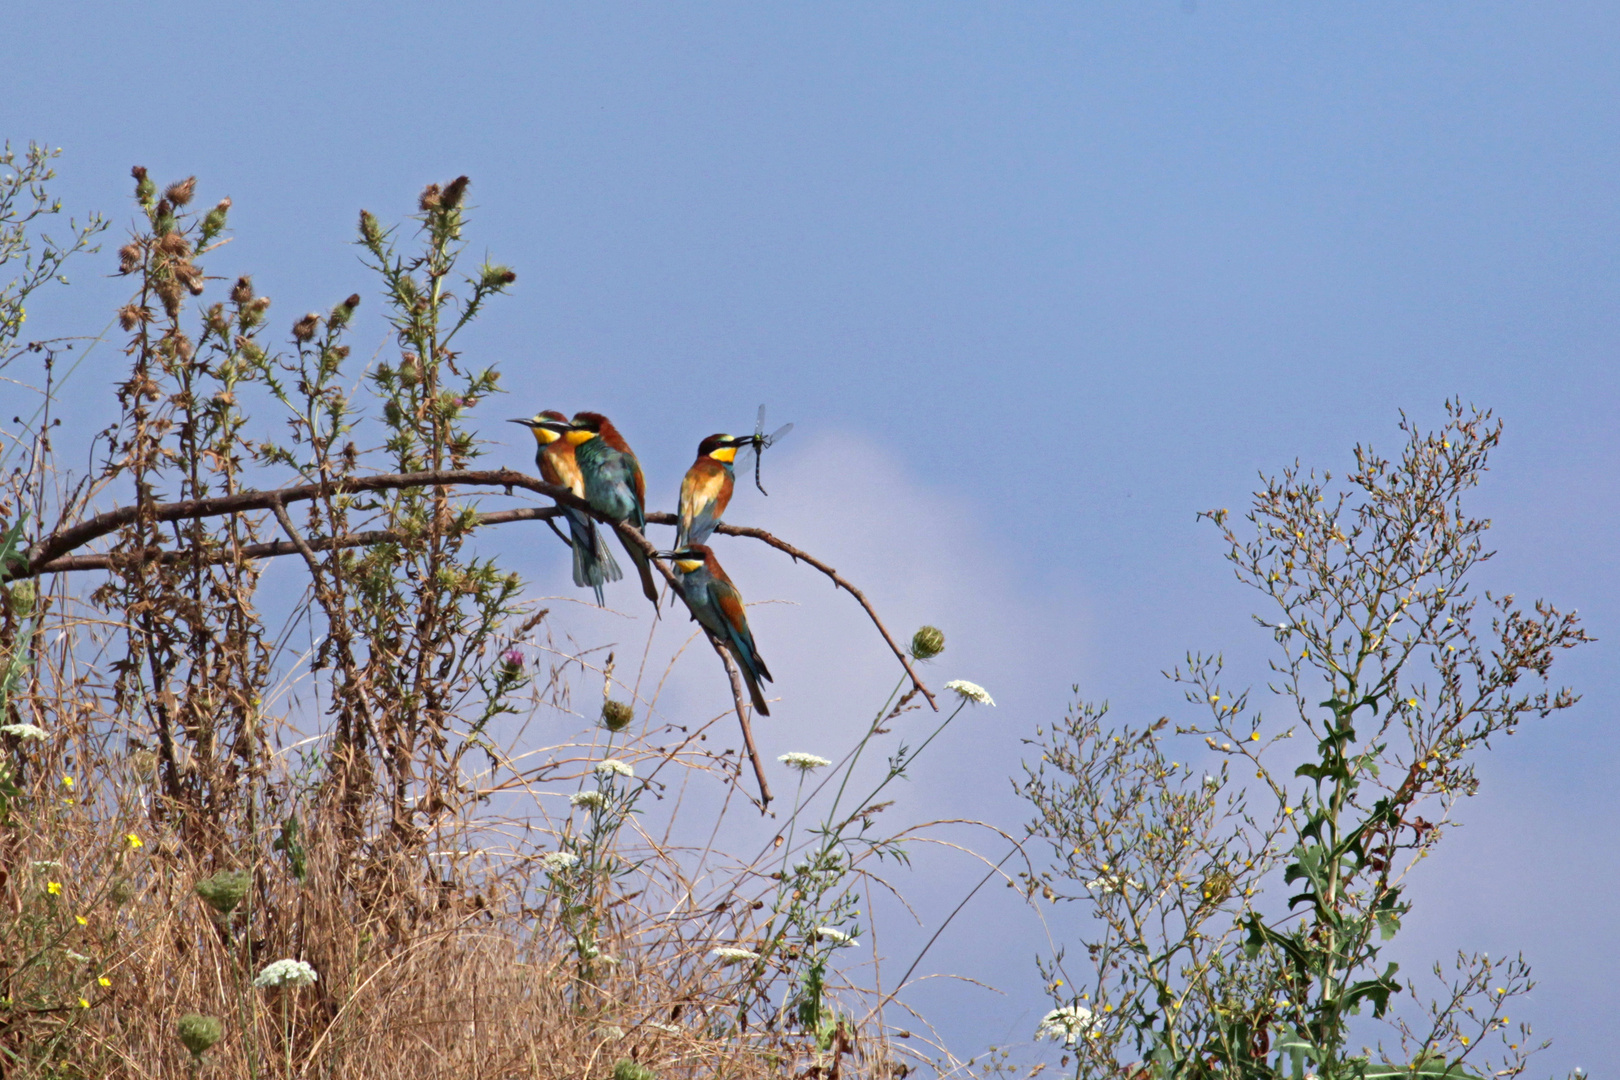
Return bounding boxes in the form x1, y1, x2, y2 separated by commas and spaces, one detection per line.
1022, 404, 1589, 1079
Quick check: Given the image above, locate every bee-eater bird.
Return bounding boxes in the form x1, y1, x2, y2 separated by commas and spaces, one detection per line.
661, 544, 773, 715
544, 411, 660, 607
508, 410, 622, 605
676, 433, 752, 550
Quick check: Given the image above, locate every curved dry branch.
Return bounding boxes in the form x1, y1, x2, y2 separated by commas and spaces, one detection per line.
9, 465, 934, 800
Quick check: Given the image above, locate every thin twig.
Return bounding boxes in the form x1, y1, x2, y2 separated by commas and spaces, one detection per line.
653, 516, 937, 712
711, 636, 772, 811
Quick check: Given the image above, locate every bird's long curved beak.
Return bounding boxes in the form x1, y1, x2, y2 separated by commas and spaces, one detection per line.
507, 417, 536, 426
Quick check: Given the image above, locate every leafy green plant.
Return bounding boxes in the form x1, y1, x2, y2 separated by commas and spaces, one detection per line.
1023, 404, 1588, 1079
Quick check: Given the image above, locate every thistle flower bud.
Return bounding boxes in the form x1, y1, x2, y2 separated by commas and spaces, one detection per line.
117, 243, 142, 275
480, 263, 517, 290
441, 175, 470, 209
194, 869, 251, 915
201, 196, 231, 239
164, 176, 197, 207
612, 1061, 657, 1080
131, 165, 156, 205
601, 699, 634, 732
358, 209, 384, 249
910, 625, 945, 661
176, 1014, 223, 1061
157, 233, 192, 259
230, 276, 254, 305
292, 313, 320, 343
152, 199, 175, 236
418, 183, 442, 212
6, 580, 36, 616
117, 304, 142, 332
327, 292, 360, 329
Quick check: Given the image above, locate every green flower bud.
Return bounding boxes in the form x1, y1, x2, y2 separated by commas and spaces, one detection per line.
480, 263, 517, 290
612, 1060, 656, 1080
6, 580, 36, 617
200, 197, 231, 244
601, 699, 634, 733
176, 1013, 223, 1060
194, 869, 250, 915
909, 625, 945, 661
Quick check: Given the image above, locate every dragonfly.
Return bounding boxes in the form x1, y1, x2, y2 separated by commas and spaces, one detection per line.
733, 404, 793, 496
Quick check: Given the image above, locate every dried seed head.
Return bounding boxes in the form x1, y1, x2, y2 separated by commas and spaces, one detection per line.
292, 313, 320, 343
175, 263, 206, 295
418, 183, 442, 211
601, 699, 634, 733
164, 176, 197, 206
157, 233, 192, 259
118, 304, 143, 332
118, 243, 142, 275
171, 332, 195, 360
344, 293, 361, 309
250, 296, 271, 314
441, 175, 470, 209
231, 276, 254, 305
156, 278, 183, 319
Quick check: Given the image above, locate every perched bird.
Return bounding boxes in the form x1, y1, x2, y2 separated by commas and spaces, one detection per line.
661, 544, 773, 715
543, 411, 660, 607
508, 410, 622, 605
676, 433, 752, 549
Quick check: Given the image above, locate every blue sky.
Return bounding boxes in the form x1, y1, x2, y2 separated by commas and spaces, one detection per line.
6, 3, 1617, 1072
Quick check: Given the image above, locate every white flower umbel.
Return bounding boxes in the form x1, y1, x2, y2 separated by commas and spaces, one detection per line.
569, 790, 607, 810
778, 751, 832, 772
253, 958, 318, 989
594, 757, 634, 779
539, 851, 580, 872
943, 680, 995, 707
1085, 873, 1141, 894
710, 946, 760, 965
812, 927, 857, 947
1036, 1005, 1094, 1046
0, 723, 47, 741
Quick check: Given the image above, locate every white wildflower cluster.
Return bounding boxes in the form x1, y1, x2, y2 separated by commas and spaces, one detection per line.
944, 680, 995, 706
710, 946, 760, 965
569, 790, 606, 810
1085, 873, 1141, 895
778, 751, 831, 772
253, 958, 318, 989
812, 926, 857, 947
0, 723, 47, 741
1036, 1005, 1095, 1046
539, 851, 580, 873
30, 860, 62, 871
594, 757, 634, 779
